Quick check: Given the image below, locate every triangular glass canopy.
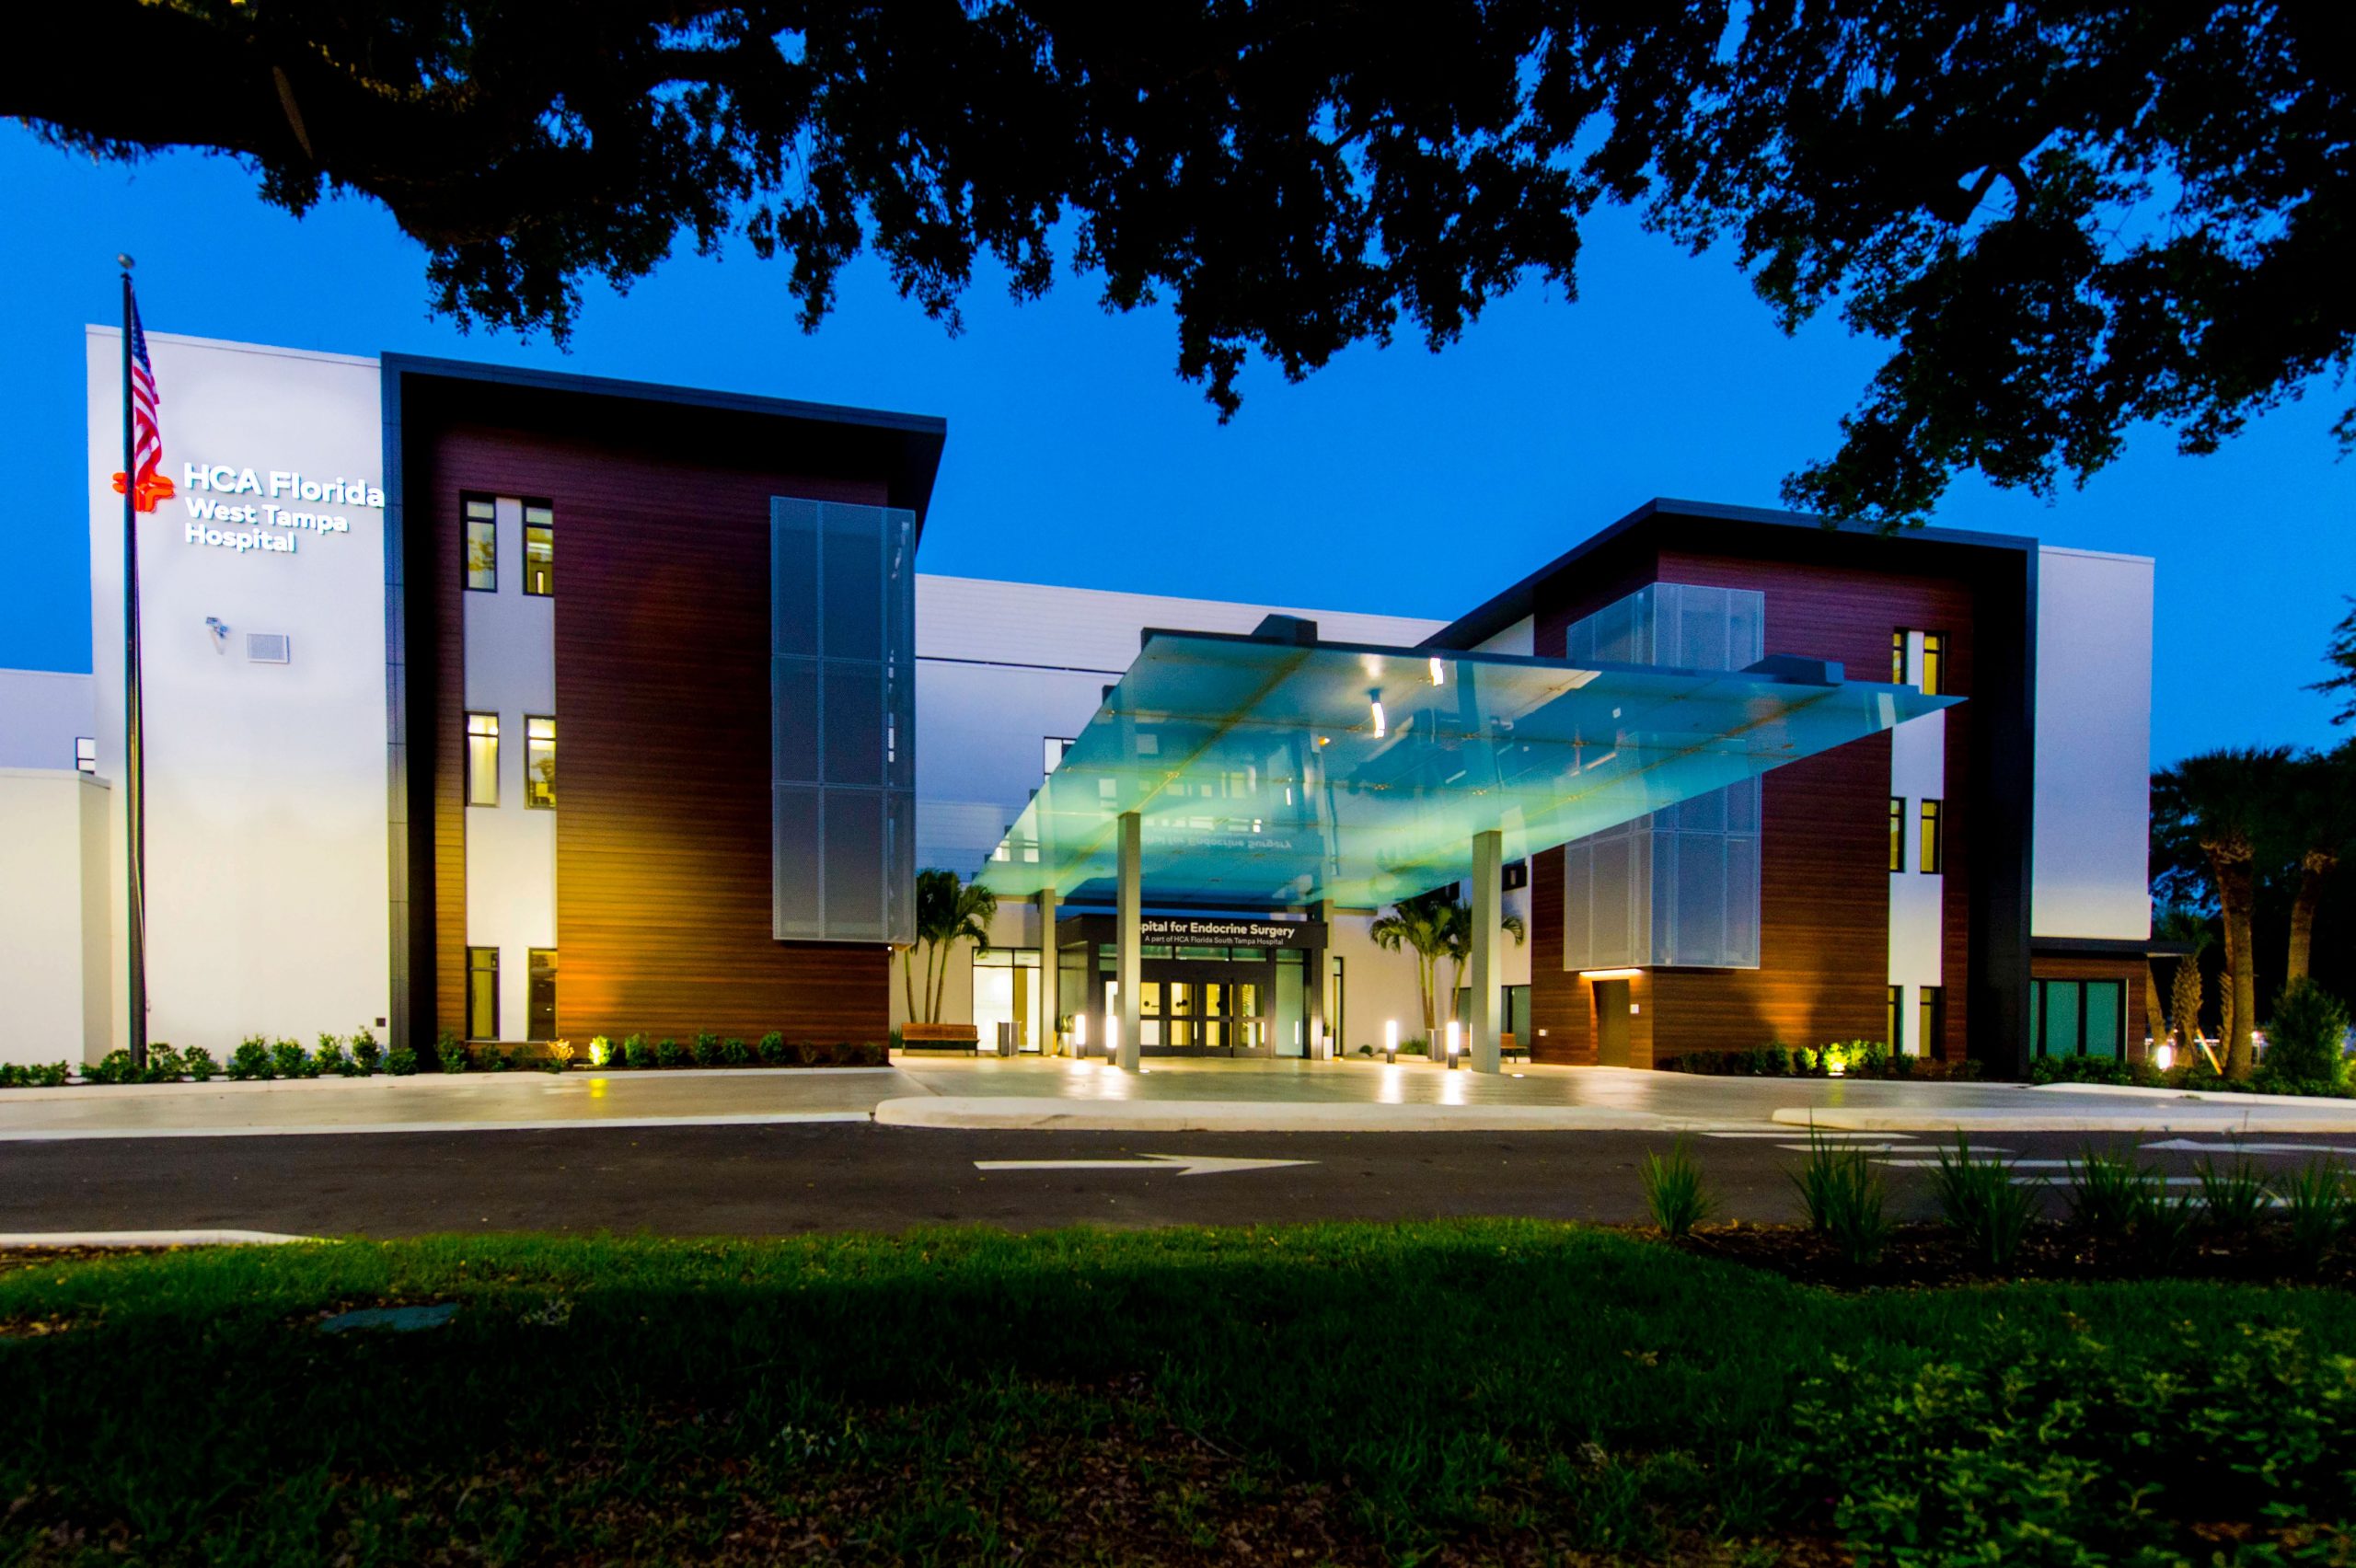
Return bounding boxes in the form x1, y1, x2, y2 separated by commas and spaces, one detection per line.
976, 631, 1957, 908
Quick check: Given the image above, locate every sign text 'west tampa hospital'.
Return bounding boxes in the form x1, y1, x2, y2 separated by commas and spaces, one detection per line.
177, 463, 384, 556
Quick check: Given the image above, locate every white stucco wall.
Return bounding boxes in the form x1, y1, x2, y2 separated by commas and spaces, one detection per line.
86, 328, 391, 1053
0, 769, 114, 1064
2031, 547, 2154, 940
0, 670, 96, 771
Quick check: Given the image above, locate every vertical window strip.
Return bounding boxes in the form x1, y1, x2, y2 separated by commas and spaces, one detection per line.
463, 495, 498, 592
523, 502, 554, 597
524, 716, 556, 809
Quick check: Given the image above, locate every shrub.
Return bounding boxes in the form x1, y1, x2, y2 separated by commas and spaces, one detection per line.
622, 1033, 653, 1069
385, 1045, 419, 1076
2064, 1146, 2156, 1243
586, 1034, 613, 1067
722, 1037, 751, 1066
0, 1064, 23, 1089
1931, 1134, 2040, 1272
2258, 978, 2350, 1091
2135, 1191, 2201, 1270
654, 1038, 684, 1068
351, 1028, 382, 1075
756, 1032, 788, 1066
228, 1036, 273, 1081
2273, 1159, 2352, 1272
87, 1048, 139, 1086
11, 1062, 72, 1089
141, 1044, 186, 1083
853, 1041, 886, 1066
487, 1044, 517, 1072
544, 1039, 575, 1073
691, 1032, 721, 1067
182, 1045, 218, 1082
2030, 1054, 2161, 1088
2195, 1149, 2271, 1236
314, 1033, 350, 1077
1789, 1130, 1892, 1265
437, 1032, 468, 1074
270, 1038, 309, 1079
1637, 1138, 1713, 1239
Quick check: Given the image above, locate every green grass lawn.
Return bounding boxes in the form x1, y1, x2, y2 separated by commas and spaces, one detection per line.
4, 1221, 2353, 1565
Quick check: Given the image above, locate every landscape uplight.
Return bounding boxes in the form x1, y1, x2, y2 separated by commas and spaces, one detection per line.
2154, 1040, 2175, 1071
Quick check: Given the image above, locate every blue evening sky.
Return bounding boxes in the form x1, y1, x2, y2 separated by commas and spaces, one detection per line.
2, 127, 2348, 766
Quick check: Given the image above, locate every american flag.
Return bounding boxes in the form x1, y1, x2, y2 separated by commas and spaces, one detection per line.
111, 287, 175, 513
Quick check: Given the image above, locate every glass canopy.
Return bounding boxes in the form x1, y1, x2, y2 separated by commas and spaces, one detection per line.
976, 631, 1957, 909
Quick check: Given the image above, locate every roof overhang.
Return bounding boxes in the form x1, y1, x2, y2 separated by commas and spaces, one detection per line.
976, 629, 1958, 908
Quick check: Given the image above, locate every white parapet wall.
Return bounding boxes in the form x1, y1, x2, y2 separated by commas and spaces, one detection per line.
2032, 546, 2155, 941
0, 769, 113, 1065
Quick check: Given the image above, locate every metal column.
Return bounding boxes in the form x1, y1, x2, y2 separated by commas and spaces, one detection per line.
1470, 830, 1503, 1073
1036, 884, 1059, 1055
1115, 812, 1142, 1071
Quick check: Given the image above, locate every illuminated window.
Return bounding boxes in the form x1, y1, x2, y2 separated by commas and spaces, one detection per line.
1920, 632, 1946, 697
524, 716, 556, 809
1919, 799, 1944, 874
75, 736, 97, 775
465, 713, 500, 807
463, 495, 497, 592
2034, 978, 2124, 1059
466, 946, 499, 1041
1890, 629, 1907, 685
527, 949, 557, 1042
1918, 985, 1946, 1058
1888, 797, 1906, 871
523, 503, 554, 597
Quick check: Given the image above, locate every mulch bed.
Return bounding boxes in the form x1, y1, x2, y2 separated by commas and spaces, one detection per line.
1659, 1220, 2356, 1291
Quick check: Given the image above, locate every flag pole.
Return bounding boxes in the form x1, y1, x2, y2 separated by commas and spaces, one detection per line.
120, 254, 148, 1071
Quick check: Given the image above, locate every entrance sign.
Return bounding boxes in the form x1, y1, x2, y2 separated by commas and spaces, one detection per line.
1138, 916, 1314, 949
176, 460, 385, 557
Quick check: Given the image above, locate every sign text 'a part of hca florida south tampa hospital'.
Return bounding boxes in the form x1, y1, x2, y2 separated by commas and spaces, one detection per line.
174, 462, 383, 557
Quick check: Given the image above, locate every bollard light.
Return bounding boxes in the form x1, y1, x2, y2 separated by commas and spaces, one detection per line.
2154, 1040, 2175, 1072
1384, 1019, 1398, 1064
1073, 1013, 1088, 1059
1445, 1020, 1461, 1069
1105, 1012, 1120, 1066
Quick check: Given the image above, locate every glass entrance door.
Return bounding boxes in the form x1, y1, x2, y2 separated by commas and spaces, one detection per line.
1125, 965, 1273, 1055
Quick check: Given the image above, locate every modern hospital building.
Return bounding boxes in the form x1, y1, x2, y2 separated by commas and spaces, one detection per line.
0, 330, 2159, 1077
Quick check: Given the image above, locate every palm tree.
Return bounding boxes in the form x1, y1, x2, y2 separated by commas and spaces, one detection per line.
1370, 889, 1455, 1041
906, 869, 998, 1025
2154, 905, 2212, 1057
2283, 744, 2355, 986
2152, 747, 2292, 1078
1440, 898, 1528, 1028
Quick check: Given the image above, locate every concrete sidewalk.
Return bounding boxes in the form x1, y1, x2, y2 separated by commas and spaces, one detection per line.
4, 1055, 2353, 1138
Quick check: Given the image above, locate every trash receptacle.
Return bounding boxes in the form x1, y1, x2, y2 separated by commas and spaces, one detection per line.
995, 1021, 1017, 1057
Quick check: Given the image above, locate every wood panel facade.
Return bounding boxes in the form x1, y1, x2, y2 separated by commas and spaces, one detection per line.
2030, 952, 2153, 1064
398, 370, 940, 1048
1520, 515, 2027, 1069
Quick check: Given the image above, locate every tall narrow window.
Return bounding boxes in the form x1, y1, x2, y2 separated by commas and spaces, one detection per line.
1919, 799, 1944, 874
1918, 985, 1946, 1058
465, 713, 500, 806
1888, 797, 1907, 871
1920, 632, 1946, 697
524, 716, 557, 809
523, 502, 554, 597
527, 949, 557, 1042
463, 495, 497, 592
466, 946, 500, 1041
1890, 629, 1908, 685
1887, 986, 1904, 1055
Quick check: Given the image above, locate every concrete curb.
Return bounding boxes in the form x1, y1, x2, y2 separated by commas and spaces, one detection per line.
0, 1112, 876, 1143
873, 1096, 1724, 1133
0, 1066, 900, 1104
1773, 1106, 2356, 1135
0, 1229, 318, 1248
2027, 1081, 2356, 1109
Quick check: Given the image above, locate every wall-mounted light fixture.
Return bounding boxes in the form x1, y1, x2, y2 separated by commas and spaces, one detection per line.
1429, 656, 1445, 686
203, 616, 230, 653
1369, 698, 1386, 739
1580, 968, 1644, 981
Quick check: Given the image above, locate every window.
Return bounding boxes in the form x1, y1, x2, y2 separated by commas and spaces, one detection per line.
974, 948, 1042, 1051
1919, 800, 1944, 874
524, 716, 557, 809
523, 502, 554, 596
1888, 797, 1907, 871
1920, 632, 1946, 697
466, 946, 500, 1041
463, 495, 497, 592
75, 736, 97, 775
1918, 985, 1946, 1058
1891, 629, 1908, 685
526, 949, 557, 1042
1888, 986, 1903, 1055
1044, 736, 1074, 775
2033, 978, 2125, 1059
465, 713, 500, 806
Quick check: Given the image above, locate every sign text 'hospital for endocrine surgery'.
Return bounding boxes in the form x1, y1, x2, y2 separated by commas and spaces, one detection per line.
176, 463, 385, 557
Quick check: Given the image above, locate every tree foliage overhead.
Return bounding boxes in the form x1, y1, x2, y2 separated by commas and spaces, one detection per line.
17, 0, 2348, 525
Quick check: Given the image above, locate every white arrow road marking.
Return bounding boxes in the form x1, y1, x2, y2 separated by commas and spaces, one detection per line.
1707, 1131, 1908, 1140
2142, 1139, 2356, 1156
973, 1154, 1314, 1177
1774, 1142, 1922, 1152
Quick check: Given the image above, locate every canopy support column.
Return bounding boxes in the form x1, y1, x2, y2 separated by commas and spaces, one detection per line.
1035, 884, 1058, 1055
1470, 830, 1503, 1074
1115, 812, 1141, 1071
